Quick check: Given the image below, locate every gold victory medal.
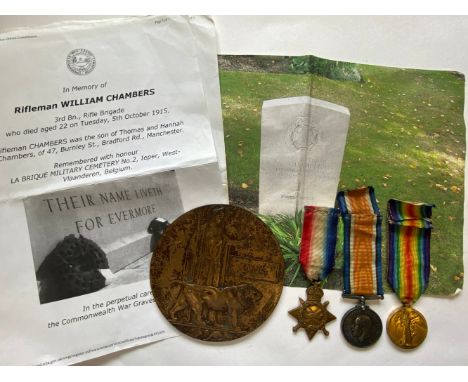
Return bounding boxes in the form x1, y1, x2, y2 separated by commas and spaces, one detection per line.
387, 305, 428, 350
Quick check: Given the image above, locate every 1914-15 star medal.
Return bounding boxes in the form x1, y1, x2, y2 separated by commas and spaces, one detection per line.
288, 283, 336, 340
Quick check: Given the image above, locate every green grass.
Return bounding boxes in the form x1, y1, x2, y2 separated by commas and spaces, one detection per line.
220, 62, 465, 296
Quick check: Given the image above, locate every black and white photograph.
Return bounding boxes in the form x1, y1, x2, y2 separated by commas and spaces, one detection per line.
24, 171, 183, 304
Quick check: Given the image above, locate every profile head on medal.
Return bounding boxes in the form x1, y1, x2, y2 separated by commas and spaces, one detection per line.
341, 306, 383, 348
66, 49, 96, 75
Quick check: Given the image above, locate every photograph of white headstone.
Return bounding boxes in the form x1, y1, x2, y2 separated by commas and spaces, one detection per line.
259, 96, 350, 216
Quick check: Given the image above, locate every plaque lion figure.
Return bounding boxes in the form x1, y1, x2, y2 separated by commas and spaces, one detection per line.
169, 281, 263, 329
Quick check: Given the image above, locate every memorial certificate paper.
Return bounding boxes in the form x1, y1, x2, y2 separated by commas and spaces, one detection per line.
0, 16, 227, 365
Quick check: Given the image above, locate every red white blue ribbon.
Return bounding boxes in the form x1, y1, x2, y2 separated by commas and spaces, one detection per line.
299, 206, 339, 281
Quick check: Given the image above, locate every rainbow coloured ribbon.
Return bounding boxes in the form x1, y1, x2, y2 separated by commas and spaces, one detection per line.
387, 199, 433, 305
299, 206, 339, 281
336, 186, 383, 297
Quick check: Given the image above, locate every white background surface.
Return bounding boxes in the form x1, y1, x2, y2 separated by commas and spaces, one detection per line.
0, 15, 467, 366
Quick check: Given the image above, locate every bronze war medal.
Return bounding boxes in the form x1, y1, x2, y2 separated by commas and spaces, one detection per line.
289, 206, 339, 340
341, 296, 383, 348
150, 204, 285, 342
337, 187, 384, 348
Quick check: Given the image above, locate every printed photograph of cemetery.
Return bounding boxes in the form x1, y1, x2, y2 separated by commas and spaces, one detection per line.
219, 54, 465, 296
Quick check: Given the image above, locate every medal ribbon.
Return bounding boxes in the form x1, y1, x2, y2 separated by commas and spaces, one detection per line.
299, 206, 339, 281
387, 199, 433, 305
337, 186, 383, 297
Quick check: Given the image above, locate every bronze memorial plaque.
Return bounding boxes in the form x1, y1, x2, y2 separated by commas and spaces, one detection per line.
150, 204, 285, 342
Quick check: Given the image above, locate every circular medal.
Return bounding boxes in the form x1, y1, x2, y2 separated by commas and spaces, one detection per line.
341, 305, 382, 347
387, 305, 428, 349
150, 204, 284, 342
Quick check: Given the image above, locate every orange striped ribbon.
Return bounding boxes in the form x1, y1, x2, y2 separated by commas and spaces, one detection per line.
337, 186, 383, 297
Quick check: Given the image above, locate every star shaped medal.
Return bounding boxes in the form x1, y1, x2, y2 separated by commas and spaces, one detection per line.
289, 282, 336, 339
289, 206, 339, 340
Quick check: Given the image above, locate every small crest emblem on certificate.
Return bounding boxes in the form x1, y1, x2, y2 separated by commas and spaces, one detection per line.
66, 48, 96, 75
